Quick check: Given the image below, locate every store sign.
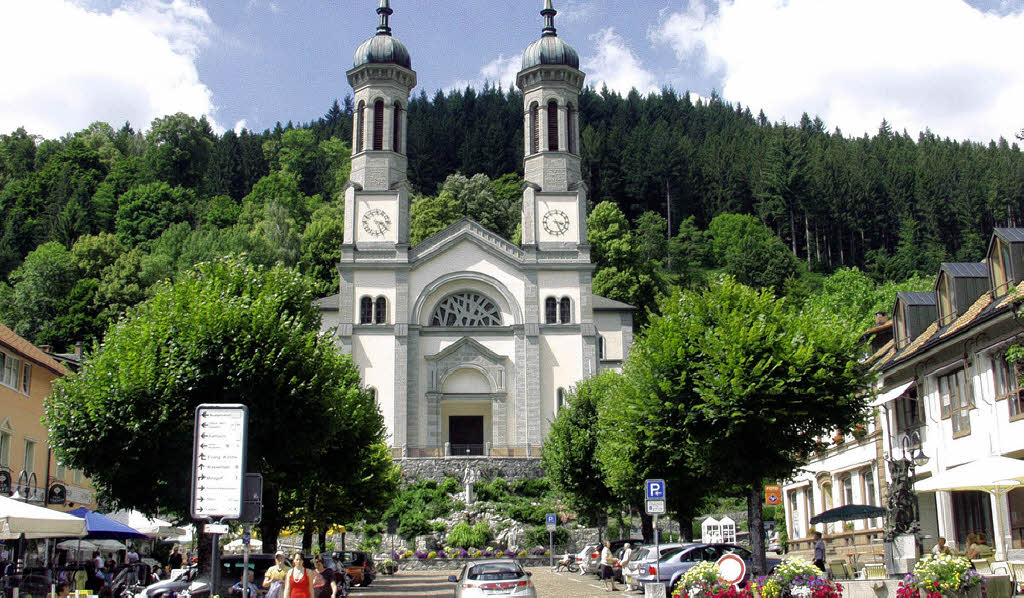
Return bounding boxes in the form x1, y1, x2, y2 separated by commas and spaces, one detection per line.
47, 484, 67, 505
67, 485, 94, 505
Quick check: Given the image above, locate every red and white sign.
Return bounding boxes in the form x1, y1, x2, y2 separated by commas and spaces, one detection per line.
716, 554, 747, 586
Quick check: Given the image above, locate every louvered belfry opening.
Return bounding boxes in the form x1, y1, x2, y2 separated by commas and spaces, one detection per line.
567, 105, 577, 154
392, 102, 402, 154
530, 103, 539, 155
373, 99, 384, 151
356, 101, 365, 152
547, 100, 559, 151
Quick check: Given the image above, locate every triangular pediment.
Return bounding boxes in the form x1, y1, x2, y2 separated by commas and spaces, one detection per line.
424, 337, 506, 364
410, 218, 524, 267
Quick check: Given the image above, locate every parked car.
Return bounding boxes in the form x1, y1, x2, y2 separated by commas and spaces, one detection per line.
621, 544, 684, 591
767, 536, 782, 553
638, 543, 782, 593
583, 539, 644, 576
573, 544, 597, 575
332, 551, 375, 587
447, 559, 536, 598
134, 565, 198, 598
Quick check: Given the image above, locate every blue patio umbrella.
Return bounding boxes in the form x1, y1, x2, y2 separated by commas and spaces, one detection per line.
68, 508, 150, 540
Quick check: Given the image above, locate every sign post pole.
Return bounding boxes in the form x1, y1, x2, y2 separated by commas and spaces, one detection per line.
546, 513, 557, 568
242, 524, 251, 598
211, 525, 220, 598
645, 480, 668, 596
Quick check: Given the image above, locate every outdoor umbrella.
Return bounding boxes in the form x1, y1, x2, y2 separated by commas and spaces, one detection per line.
914, 455, 1024, 559
107, 510, 183, 539
68, 508, 150, 540
0, 495, 88, 539
810, 504, 887, 525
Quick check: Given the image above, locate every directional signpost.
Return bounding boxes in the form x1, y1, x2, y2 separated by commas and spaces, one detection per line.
645, 479, 667, 598
546, 513, 557, 567
191, 404, 248, 519
191, 404, 249, 598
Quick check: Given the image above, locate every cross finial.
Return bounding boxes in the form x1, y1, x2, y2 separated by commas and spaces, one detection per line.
376, 0, 393, 36
541, 0, 557, 37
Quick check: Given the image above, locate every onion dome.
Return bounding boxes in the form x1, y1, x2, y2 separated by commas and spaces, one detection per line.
353, 0, 412, 70
522, 0, 579, 70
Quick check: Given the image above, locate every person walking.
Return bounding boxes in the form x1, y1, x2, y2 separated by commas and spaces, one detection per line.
813, 531, 826, 573
618, 544, 633, 590
169, 547, 183, 571
283, 553, 315, 598
263, 551, 289, 598
599, 541, 619, 592
312, 555, 338, 598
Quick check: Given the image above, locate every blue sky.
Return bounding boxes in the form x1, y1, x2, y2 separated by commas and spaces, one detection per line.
2, 0, 1023, 143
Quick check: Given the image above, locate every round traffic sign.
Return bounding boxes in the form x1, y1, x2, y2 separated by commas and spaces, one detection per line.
716, 553, 747, 586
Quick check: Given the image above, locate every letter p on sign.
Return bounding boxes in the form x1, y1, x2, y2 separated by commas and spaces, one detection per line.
645, 479, 666, 500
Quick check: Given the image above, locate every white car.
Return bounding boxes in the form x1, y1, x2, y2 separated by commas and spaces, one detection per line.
575, 544, 599, 575
448, 559, 537, 598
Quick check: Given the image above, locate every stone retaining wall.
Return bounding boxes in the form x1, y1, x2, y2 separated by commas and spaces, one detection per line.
397, 457, 545, 482
396, 556, 555, 571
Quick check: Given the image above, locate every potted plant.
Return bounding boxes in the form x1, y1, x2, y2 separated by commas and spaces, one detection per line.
897, 554, 985, 598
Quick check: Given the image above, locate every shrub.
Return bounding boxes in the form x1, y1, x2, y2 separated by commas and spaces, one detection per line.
524, 525, 569, 547
448, 522, 491, 548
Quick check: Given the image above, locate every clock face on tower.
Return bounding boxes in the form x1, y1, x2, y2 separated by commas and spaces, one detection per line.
542, 209, 570, 236
361, 208, 391, 237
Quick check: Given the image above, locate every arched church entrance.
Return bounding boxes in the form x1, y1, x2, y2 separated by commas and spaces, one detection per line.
424, 337, 512, 457
442, 368, 491, 456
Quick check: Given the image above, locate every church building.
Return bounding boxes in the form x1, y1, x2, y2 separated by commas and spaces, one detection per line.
317, 0, 635, 458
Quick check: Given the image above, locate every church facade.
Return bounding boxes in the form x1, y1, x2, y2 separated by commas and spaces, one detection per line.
317, 0, 635, 458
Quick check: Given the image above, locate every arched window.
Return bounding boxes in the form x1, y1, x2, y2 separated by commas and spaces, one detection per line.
359, 297, 373, 324
544, 297, 557, 324
430, 292, 502, 327
392, 102, 402, 154
547, 100, 559, 151
598, 335, 606, 360
373, 99, 384, 151
530, 103, 539, 155
556, 387, 565, 412
567, 104, 577, 154
355, 101, 365, 152
559, 297, 571, 324
374, 296, 387, 324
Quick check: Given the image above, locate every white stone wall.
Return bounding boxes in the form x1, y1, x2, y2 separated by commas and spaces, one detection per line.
352, 333, 398, 443
595, 312, 624, 361
538, 334, 584, 428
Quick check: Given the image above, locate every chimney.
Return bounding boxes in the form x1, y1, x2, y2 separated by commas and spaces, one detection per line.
74, 342, 84, 356
38, 344, 54, 354
874, 312, 888, 325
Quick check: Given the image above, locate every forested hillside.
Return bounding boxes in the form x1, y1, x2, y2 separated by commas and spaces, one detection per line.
1, 85, 1022, 350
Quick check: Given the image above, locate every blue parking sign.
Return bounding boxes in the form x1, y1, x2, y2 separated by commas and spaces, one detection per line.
645, 479, 666, 500
546, 513, 557, 526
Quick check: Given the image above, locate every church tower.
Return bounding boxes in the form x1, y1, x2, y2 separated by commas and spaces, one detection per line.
343, 0, 417, 248
517, 0, 587, 251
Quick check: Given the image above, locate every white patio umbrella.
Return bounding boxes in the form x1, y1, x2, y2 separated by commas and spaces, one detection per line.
0, 495, 88, 539
915, 455, 1024, 559
224, 538, 262, 553
106, 510, 183, 538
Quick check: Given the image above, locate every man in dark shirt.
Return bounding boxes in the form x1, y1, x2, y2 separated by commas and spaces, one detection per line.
168, 547, 183, 570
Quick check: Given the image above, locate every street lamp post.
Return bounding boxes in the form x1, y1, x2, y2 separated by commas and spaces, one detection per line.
884, 430, 929, 575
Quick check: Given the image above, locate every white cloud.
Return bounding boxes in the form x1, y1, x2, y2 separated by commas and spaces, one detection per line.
557, 0, 598, 24
0, 0, 218, 139
583, 28, 659, 95
652, 0, 1024, 142
446, 54, 521, 92
233, 119, 248, 134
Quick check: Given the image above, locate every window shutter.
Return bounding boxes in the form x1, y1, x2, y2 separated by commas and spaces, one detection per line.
547, 101, 559, 151
373, 100, 384, 151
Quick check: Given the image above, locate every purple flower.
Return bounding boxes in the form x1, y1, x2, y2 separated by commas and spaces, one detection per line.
460, 548, 469, 558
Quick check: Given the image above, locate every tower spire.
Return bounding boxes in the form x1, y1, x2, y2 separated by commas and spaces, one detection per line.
541, 0, 557, 37
376, 0, 393, 36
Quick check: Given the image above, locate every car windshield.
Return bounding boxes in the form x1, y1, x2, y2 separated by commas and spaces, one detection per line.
721, 546, 751, 559
467, 563, 524, 581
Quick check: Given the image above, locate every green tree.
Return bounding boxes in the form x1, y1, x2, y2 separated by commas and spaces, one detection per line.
623, 278, 871, 573
0, 242, 78, 346
145, 113, 215, 189
116, 182, 193, 246
300, 205, 345, 294
707, 213, 798, 291
409, 192, 462, 245
45, 256, 390, 553
541, 371, 621, 527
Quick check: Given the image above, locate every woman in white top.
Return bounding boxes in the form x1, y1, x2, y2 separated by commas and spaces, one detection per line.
599, 541, 619, 592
